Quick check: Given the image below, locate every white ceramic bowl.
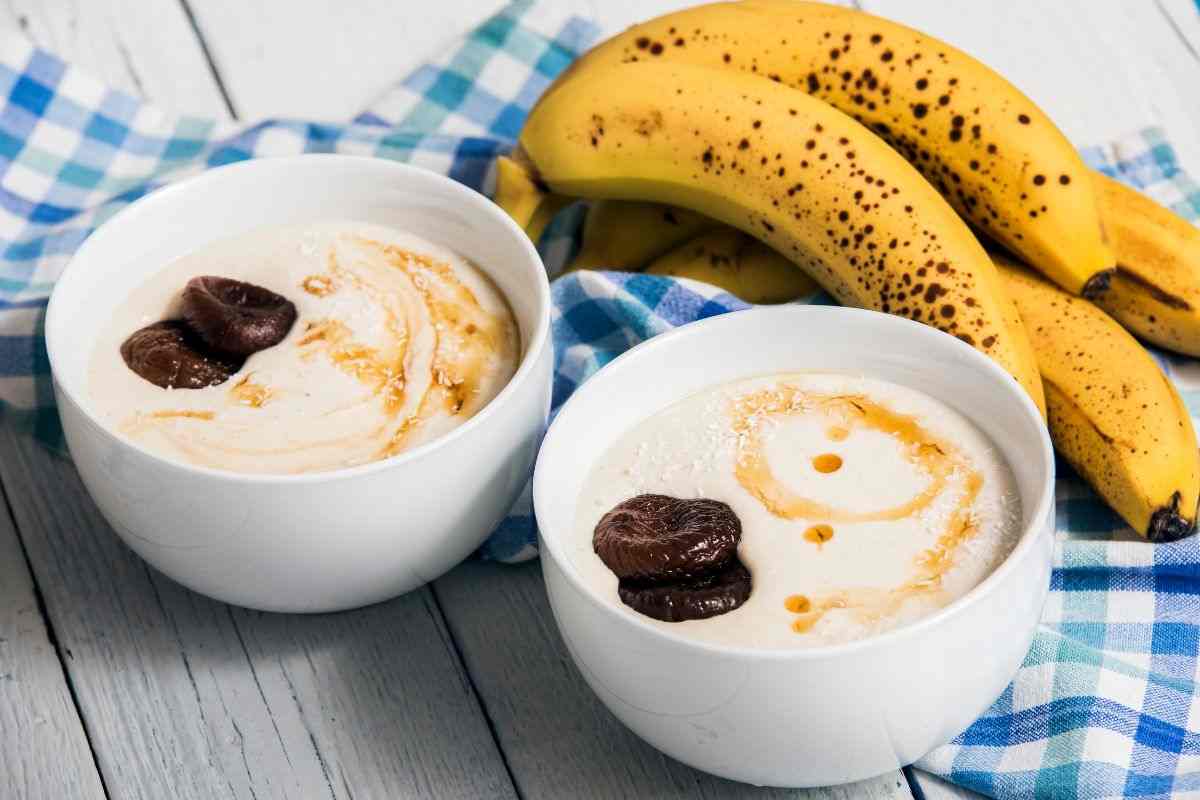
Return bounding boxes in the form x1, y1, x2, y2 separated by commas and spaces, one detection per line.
47, 155, 552, 612
534, 305, 1054, 788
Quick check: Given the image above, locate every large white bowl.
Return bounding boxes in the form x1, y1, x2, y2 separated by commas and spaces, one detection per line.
47, 155, 552, 612
533, 305, 1054, 788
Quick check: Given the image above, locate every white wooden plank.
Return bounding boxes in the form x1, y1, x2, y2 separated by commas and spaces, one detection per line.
0, 422, 516, 799
908, 769, 987, 800
182, 0, 846, 120
860, 0, 1200, 177
185, 0, 509, 120
434, 560, 913, 799
226, 596, 518, 799
1159, 0, 1200, 60
0, 488, 106, 800
2, 0, 232, 117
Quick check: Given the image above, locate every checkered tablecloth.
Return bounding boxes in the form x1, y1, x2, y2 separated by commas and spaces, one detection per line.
5, 2, 1200, 797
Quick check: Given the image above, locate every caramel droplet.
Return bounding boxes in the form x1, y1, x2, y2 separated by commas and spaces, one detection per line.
804, 523, 834, 545
812, 453, 843, 473
826, 425, 849, 442
785, 594, 811, 613
302, 274, 337, 297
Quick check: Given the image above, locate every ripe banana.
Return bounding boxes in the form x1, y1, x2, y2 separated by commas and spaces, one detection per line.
997, 254, 1199, 541
570, 200, 712, 271
1088, 171, 1200, 356
549, 0, 1113, 296
493, 155, 569, 243
645, 227, 820, 303
518, 59, 1045, 411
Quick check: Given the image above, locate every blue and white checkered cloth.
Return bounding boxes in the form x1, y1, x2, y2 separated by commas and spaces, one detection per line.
6, 3, 1200, 797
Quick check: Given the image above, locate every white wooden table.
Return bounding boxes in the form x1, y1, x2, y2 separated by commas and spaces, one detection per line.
4, 2, 1199, 798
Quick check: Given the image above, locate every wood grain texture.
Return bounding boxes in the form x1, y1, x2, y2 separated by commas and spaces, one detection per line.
2, 0, 231, 117
434, 560, 913, 800
862, 0, 1200, 177
0, 421, 515, 800
0, 488, 107, 800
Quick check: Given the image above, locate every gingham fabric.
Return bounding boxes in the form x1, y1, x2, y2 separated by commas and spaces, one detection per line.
5, 3, 1200, 797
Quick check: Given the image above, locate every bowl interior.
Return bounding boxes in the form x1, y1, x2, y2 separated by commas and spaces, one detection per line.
48, 155, 547, 422
534, 305, 1053, 649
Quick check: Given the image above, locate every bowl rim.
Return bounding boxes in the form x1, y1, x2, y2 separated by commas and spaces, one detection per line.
45, 154, 552, 485
533, 304, 1055, 660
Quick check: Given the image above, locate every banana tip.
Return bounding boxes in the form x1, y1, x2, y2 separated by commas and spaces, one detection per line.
1080, 269, 1115, 300
1146, 493, 1197, 543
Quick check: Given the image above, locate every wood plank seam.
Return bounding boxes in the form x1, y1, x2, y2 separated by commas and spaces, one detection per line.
140, 563, 244, 798
227, 612, 302, 772
176, 0, 239, 118
1156, 0, 1200, 62
110, 36, 147, 97
267, 633, 339, 798
427, 582, 527, 800
902, 767, 926, 800
0, 455, 112, 800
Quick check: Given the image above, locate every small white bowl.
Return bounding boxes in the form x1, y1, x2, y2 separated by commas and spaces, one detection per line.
47, 155, 552, 612
533, 305, 1054, 788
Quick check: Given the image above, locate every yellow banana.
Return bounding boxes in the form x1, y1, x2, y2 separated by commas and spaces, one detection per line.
1088, 171, 1200, 356
570, 200, 712, 271
492, 155, 569, 242
518, 60, 1044, 409
645, 227, 819, 303
997, 255, 1199, 541
549, 0, 1113, 296
525, 194, 572, 245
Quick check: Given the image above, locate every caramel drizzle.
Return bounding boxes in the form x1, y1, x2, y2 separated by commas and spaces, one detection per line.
149, 409, 214, 421
367, 239, 501, 411
298, 318, 408, 414
120, 408, 215, 436
229, 374, 273, 408
301, 273, 337, 297
785, 472, 984, 634
803, 523, 834, 547
727, 384, 986, 636
126, 235, 515, 471
732, 388, 956, 523
302, 236, 513, 458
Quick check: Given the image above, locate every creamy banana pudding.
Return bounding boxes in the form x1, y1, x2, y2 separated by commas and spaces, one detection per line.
573, 373, 1021, 648
88, 221, 519, 474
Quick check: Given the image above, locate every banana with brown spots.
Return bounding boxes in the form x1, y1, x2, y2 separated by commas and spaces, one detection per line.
517, 59, 1045, 413
545, 0, 1113, 297
1087, 171, 1200, 356
645, 227, 820, 303
997, 254, 1199, 542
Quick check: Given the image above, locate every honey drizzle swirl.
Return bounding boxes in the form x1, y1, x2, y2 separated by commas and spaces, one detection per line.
129, 234, 516, 471
727, 384, 986, 636
786, 473, 983, 634
302, 236, 514, 458
732, 388, 955, 523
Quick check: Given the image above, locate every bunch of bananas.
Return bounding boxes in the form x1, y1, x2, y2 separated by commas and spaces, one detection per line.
493, 1, 1200, 542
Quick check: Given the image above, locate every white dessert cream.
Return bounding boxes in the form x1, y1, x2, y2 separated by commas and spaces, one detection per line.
88, 221, 519, 474
572, 373, 1022, 648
